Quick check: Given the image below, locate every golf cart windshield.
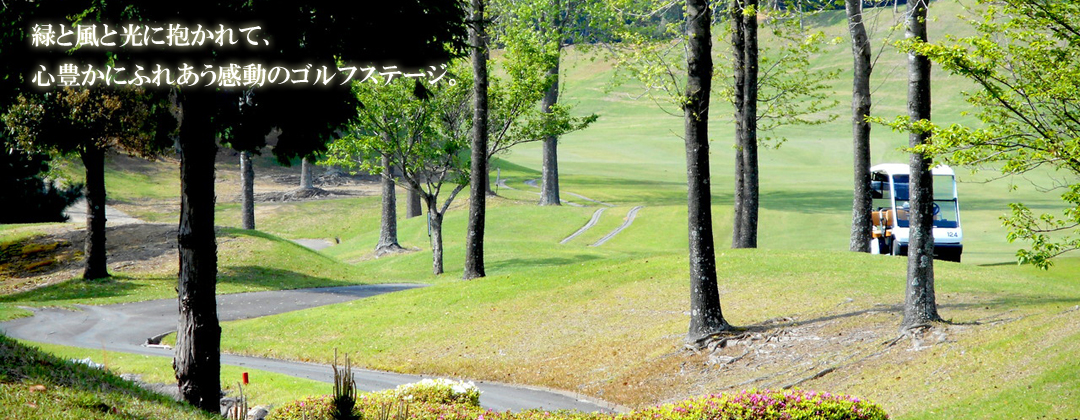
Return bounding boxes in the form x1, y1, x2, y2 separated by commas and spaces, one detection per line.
891, 175, 960, 229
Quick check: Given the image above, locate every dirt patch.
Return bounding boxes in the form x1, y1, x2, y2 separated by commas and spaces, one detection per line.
0, 223, 177, 296
215, 155, 381, 204
581, 297, 1018, 409
254, 187, 369, 203
270, 171, 379, 188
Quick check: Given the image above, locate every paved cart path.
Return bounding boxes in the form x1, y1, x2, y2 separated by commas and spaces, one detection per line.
0, 284, 618, 412
560, 208, 608, 244
590, 206, 645, 247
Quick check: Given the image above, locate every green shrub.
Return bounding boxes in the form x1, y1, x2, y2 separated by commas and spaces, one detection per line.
266, 395, 334, 420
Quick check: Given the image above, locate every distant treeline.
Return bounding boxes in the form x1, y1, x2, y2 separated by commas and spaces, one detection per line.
520, 0, 913, 48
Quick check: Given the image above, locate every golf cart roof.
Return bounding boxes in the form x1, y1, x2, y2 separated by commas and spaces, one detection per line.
871, 163, 955, 177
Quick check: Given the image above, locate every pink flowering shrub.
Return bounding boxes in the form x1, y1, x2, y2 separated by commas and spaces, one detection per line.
623, 389, 888, 420
269, 388, 887, 420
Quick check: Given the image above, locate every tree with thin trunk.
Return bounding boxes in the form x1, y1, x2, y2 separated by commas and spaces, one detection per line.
395, 80, 471, 275
685, 0, 732, 346
472, 29, 597, 197
300, 156, 316, 190
846, 0, 873, 252
377, 152, 403, 253
327, 74, 470, 274
731, 0, 760, 249
221, 90, 264, 232
539, 55, 563, 206
4, 87, 173, 280
240, 151, 255, 230
406, 187, 423, 218
493, 0, 615, 206
324, 134, 406, 254
901, 0, 942, 330
464, 0, 489, 280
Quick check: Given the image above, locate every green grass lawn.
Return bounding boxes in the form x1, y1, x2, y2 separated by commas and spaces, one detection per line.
0, 335, 215, 420
3, 0, 1077, 418
23, 341, 327, 409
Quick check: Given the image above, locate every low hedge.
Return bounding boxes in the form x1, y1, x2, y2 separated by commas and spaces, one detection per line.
268, 384, 887, 420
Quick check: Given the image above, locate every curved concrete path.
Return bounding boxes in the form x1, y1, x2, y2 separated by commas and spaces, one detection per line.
560, 208, 608, 245
522, 179, 584, 207
65, 198, 142, 226
590, 206, 644, 247
0, 284, 617, 412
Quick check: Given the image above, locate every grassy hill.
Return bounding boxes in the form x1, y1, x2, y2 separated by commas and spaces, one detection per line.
2, 0, 1078, 418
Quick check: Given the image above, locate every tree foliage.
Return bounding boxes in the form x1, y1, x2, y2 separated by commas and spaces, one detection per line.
899, 0, 1080, 269
325, 73, 471, 275
0, 145, 82, 223
610, 0, 839, 144
3, 87, 172, 159
485, 41, 598, 163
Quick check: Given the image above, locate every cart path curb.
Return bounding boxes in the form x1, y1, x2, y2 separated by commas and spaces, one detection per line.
559, 208, 608, 245
590, 206, 644, 247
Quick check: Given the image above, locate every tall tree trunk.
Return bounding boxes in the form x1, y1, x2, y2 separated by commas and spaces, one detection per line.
80, 145, 109, 280
377, 153, 401, 252
733, 0, 759, 249
539, 45, 563, 206
464, 0, 489, 280
406, 186, 422, 219
427, 200, 445, 276
685, 0, 731, 346
300, 156, 314, 190
902, 0, 942, 330
240, 151, 255, 230
486, 167, 497, 197
847, 0, 873, 253
731, 0, 746, 246
173, 92, 221, 413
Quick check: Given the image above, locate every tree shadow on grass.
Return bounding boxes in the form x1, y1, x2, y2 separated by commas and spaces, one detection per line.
760, 189, 853, 214
0, 264, 368, 306
738, 295, 1080, 333
487, 254, 604, 272
0, 274, 157, 304
551, 176, 692, 206
218, 265, 367, 292
490, 158, 542, 176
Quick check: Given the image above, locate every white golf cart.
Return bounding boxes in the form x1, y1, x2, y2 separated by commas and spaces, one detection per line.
869, 163, 963, 262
